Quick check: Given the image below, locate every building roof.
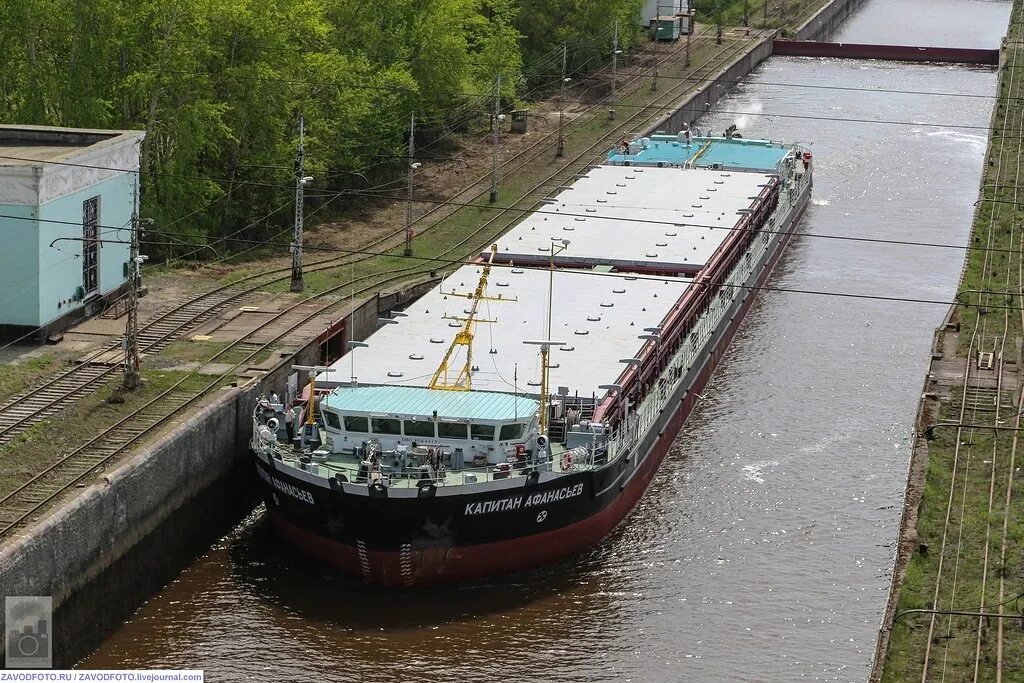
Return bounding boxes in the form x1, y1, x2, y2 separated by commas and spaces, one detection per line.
487, 165, 772, 273
0, 125, 144, 205
0, 125, 141, 167
322, 385, 539, 422
318, 264, 692, 399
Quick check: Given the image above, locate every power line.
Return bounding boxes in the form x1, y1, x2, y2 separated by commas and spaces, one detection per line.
117, 234, 1024, 313
3, 190, 1012, 259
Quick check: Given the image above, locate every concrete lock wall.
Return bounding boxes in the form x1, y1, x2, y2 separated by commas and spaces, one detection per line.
642, 35, 775, 138
793, 0, 869, 40
0, 387, 246, 665
0, 279, 435, 664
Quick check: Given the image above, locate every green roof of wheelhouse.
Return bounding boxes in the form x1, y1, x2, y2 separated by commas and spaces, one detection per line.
322, 385, 539, 422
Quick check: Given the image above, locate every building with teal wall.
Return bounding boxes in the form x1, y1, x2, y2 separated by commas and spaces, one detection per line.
0, 125, 144, 340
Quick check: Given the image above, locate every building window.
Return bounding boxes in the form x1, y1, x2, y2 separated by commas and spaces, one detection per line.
343, 415, 369, 433
82, 197, 100, 295
499, 423, 526, 441
437, 422, 468, 440
371, 418, 401, 435
403, 420, 435, 438
470, 424, 495, 441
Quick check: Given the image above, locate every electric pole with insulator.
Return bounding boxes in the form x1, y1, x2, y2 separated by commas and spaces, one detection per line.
686, 10, 692, 66
490, 70, 502, 203
405, 112, 416, 256
610, 19, 620, 121
652, 1, 662, 92
290, 113, 307, 293
557, 44, 567, 157
123, 175, 142, 390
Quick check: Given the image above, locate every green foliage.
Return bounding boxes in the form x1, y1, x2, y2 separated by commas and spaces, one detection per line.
0, 0, 654, 260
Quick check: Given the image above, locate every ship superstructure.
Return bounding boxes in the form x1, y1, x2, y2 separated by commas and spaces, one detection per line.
251, 133, 813, 586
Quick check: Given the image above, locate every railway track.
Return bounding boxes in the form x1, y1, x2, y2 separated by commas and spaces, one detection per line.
0, 31, 752, 450
0, 34, 757, 538
915, 4, 1024, 679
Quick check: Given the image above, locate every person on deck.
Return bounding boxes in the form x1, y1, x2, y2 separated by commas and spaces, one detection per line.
284, 402, 295, 442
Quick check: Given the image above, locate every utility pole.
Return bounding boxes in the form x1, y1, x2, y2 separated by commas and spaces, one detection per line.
609, 19, 619, 121
652, 1, 661, 92
290, 113, 305, 293
686, 8, 692, 67
557, 44, 567, 157
123, 175, 141, 391
490, 70, 501, 203
404, 111, 416, 256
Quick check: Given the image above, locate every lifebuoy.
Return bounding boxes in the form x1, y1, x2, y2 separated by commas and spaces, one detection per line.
266, 417, 280, 432
561, 451, 573, 472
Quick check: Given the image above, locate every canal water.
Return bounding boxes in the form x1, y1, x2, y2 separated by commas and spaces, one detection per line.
82, 1, 1011, 680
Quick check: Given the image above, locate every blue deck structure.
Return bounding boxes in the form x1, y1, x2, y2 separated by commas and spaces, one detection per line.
323, 385, 539, 422
0, 125, 144, 340
606, 134, 793, 173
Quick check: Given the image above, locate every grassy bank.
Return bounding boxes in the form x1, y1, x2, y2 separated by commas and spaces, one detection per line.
881, 5, 1024, 680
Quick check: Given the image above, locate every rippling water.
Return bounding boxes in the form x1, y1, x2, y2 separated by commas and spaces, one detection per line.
82, 2, 1010, 680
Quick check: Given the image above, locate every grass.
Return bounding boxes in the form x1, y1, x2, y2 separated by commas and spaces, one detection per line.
0, 354, 58, 402
881, 10, 1024, 675
282, 37, 758, 298
882, 394, 1024, 681
955, 42, 1024, 356
0, 370, 217, 500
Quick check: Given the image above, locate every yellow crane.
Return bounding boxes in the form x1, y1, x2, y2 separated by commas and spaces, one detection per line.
429, 244, 510, 391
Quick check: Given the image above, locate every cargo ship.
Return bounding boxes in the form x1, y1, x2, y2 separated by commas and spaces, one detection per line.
251, 131, 813, 586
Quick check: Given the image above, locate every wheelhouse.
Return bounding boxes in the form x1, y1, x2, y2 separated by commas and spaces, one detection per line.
320, 385, 539, 468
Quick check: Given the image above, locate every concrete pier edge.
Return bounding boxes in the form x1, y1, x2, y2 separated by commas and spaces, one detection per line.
0, 0, 869, 665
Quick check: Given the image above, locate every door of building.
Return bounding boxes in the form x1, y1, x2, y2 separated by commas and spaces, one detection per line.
82, 196, 99, 296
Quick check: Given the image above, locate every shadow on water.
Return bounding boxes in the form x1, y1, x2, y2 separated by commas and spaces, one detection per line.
227, 504, 641, 632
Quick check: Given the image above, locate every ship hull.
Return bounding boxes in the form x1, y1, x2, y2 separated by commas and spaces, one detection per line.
254, 180, 810, 587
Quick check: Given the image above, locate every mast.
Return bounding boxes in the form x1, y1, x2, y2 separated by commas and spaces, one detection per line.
429, 245, 510, 391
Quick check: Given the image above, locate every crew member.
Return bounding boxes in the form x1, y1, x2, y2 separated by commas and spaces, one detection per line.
284, 402, 295, 442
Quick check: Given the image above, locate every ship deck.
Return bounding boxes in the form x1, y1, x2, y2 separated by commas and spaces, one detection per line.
277, 439, 575, 488
318, 161, 784, 400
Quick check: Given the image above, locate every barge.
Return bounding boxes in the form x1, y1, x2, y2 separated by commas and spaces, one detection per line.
251, 132, 813, 586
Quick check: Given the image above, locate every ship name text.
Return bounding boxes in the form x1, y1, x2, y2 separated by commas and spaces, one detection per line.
464, 482, 585, 516
258, 466, 315, 504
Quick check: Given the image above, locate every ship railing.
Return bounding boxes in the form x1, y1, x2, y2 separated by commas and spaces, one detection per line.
272, 442, 610, 488
251, 402, 281, 457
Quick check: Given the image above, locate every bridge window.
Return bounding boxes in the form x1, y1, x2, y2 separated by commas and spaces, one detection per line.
403, 419, 435, 438
343, 415, 369, 433
371, 418, 401, 435
499, 423, 526, 441
437, 422, 468, 439
470, 424, 495, 441
325, 411, 341, 429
